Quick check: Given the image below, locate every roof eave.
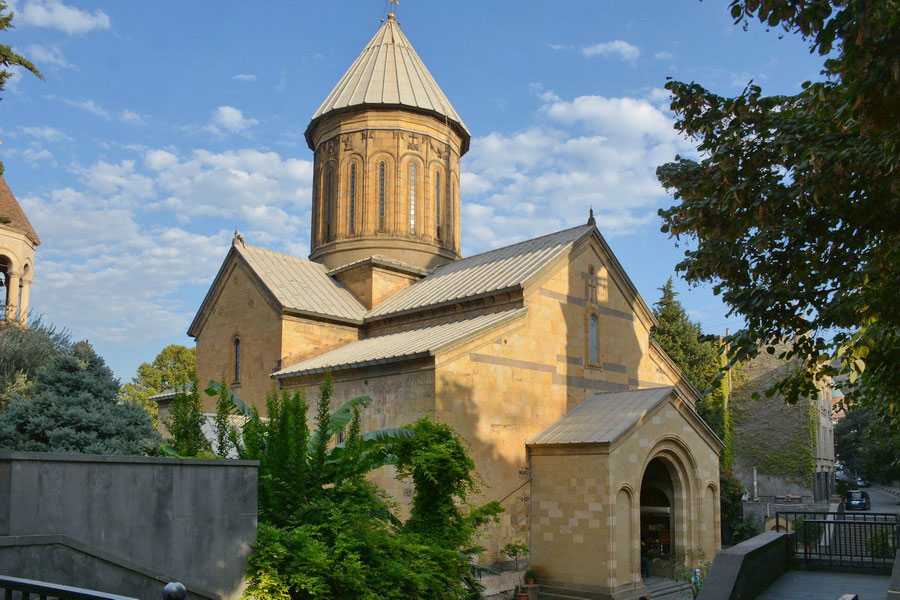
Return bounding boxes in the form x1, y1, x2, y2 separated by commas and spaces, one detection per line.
305, 104, 471, 155
272, 351, 432, 380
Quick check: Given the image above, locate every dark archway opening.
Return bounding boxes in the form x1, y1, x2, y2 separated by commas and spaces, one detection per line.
640, 457, 674, 569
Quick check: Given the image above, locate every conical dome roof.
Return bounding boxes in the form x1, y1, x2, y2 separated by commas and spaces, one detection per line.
0, 176, 40, 246
305, 15, 470, 152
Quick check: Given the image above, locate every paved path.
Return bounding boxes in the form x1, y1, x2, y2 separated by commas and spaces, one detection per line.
754, 570, 889, 600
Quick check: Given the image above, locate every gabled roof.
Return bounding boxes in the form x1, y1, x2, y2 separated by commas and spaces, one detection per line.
273, 308, 526, 378
365, 225, 595, 319
188, 243, 366, 337
528, 387, 674, 446
527, 386, 724, 448
0, 176, 40, 245
305, 15, 469, 152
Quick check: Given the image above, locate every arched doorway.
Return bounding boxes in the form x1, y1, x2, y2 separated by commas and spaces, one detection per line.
640, 457, 675, 568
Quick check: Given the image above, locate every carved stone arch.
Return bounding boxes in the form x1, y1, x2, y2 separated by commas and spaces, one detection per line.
343, 155, 364, 236
639, 434, 702, 565
402, 155, 424, 236
615, 483, 639, 586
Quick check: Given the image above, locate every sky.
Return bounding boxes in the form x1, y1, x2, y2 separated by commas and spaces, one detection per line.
0, 0, 824, 383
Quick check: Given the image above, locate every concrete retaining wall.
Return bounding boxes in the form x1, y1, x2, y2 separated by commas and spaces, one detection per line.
0, 450, 258, 600
697, 531, 794, 600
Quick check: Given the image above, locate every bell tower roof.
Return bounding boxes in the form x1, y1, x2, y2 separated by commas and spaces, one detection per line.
305, 15, 470, 153
0, 176, 40, 246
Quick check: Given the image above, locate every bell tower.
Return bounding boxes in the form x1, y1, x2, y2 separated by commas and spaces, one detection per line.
0, 175, 39, 327
305, 13, 470, 271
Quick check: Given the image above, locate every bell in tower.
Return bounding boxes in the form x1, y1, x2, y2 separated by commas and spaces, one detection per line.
305, 12, 469, 271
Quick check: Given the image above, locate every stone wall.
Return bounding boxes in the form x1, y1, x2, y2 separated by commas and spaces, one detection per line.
697, 531, 794, 600
0, 451, 258, 600
731, 351, 817, 498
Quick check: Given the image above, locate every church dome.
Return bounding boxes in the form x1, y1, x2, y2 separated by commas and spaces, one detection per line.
305, 14, 467, 272
305, 14, 470, 154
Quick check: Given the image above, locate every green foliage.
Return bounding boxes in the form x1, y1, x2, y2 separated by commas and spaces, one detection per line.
867, 530, 893, 559
719, 467, 745, 533
0, 1, 43, 176
834, 404, 900, 482
0, 341, 160, 455
656, 0, 899, 430
163, 380, 210, 458
501, 540, 529, 571
241, 381, 499, 600
121, 344, 196, 425
393, 418, 503, 549
0, 316, 72, 409
212, 375, 239, 458
794, 517, 822, 546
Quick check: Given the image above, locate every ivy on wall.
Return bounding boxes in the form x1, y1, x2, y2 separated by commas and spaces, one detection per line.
730, 392, 816, 486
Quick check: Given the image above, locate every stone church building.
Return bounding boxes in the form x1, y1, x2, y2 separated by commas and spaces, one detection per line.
0, 176, 39, 327
190, 14, 722, 599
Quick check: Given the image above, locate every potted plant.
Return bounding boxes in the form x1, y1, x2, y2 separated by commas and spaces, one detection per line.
525, 568, 537, 585
502, 540, 530, 572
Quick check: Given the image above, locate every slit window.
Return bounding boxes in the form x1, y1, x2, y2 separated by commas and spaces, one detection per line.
589, 315, 599, 364
409, 163, 416, 234
233, 338, 241, 383
325, 169, 334, 239
435, 171, 441, 238
379, 161, 386, 231
349, 163, 356, 234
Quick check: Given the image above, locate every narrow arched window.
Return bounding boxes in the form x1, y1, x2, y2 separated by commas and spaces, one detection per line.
449, 179, 455, 242
379, 161, 386, 231
325, 169, 334, 240
435, 171, 441, 239
589, 315, 599, 364
409, 163, 416, 234
233, 338, 241, 383
349, 163, 356, 234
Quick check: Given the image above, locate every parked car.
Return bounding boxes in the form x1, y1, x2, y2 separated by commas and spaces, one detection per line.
845, 490, 871, 510
855, 477, 869, 487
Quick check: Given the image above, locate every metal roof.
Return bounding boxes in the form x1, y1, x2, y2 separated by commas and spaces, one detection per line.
527, 387, 674, 446
306, 15, 469, 149
236, 244, 366, 323
273, 308, 527, 378
365, 224, 594, 319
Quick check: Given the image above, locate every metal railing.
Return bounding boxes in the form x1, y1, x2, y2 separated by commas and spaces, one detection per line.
774, 510, 899, 574
0, 576, 137, 600
0, 577, 187, 600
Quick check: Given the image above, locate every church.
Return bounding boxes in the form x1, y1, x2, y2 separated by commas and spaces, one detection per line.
189, 13, 722, 599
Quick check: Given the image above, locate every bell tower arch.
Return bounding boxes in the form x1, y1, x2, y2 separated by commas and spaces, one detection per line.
0, 176, 39, 327
305, 13, 469, 271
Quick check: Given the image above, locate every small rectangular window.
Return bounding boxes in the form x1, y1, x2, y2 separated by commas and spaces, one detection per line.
589, 315, 599, 364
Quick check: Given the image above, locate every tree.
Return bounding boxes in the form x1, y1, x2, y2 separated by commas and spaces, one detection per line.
0, 341, 161, 455
651, 279, 727, 439
121, 344, 196, 425
0, 316, 72, 408
656, 1, 899, 430
0, 1, 43, 176
163, 381, 210, 458
835, 405, 900, 483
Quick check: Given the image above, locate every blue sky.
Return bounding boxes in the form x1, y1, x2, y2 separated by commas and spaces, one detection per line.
0, 0, 823, 383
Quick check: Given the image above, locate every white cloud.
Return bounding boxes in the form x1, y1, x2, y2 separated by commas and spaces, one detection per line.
203, 106, 259, 136
582, 40, 640, 61
18, 144, 314, 346
232, 73, 257, 82
25, 43, 73, 68
119, 109, 147, 125
459, 90, 691, 252
19, 125, 72, 141
547, 43, 573, 51
63, 98, 110, 119
654, 51, 674, 60
12, 0, 111, 34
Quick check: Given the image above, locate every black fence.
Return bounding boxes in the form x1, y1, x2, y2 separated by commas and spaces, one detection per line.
0, 576, 137, 600
0, 577, 186, 600
774, 511, 899, 574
